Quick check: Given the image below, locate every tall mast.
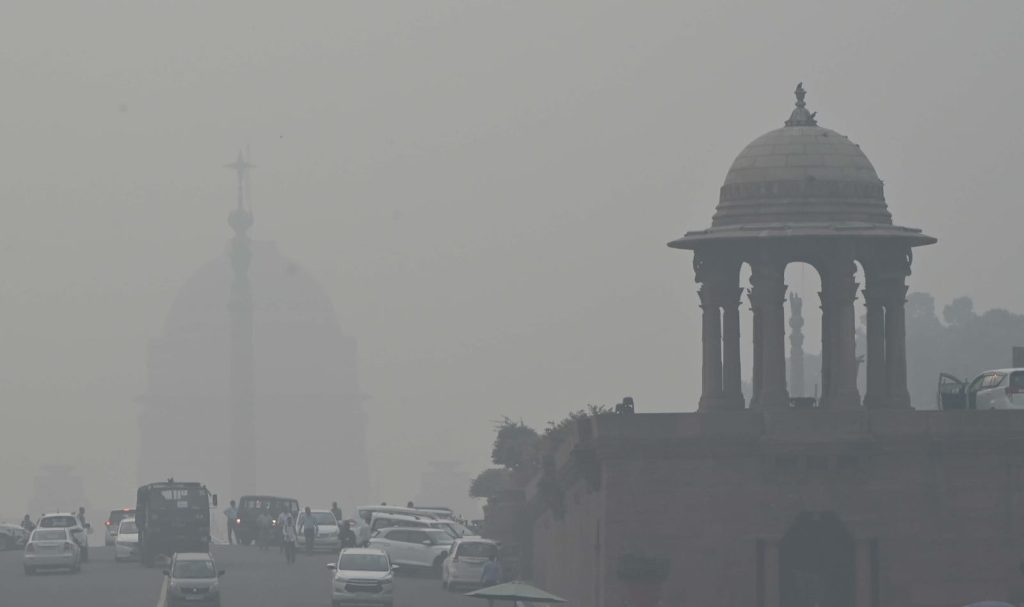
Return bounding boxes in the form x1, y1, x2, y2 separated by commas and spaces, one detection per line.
225, 150, 255, 499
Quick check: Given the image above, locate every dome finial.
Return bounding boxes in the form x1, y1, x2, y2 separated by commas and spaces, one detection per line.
785, 82, 818, 127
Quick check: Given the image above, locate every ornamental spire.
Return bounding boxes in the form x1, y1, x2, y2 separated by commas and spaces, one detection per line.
785, 82, 818, 127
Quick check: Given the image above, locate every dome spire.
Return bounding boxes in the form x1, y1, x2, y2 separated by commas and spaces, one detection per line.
785, 82, 818, 127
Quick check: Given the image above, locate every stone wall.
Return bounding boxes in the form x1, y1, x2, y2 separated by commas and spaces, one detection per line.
527, 410, 1024, 607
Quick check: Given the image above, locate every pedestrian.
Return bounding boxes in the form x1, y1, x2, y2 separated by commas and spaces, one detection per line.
406, 501, 414, 508
480, 554, 503, 607
20, 514, 35, 532
257, 510, 272, 551
224, 500, 238, 545
301, 506, 318, 555
280, 511, 297, 565
330, 501, 343, 523
339, 520, 357, 549
76, 506, 87, 528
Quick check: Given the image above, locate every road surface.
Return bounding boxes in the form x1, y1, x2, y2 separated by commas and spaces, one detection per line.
0, 544, 483, 607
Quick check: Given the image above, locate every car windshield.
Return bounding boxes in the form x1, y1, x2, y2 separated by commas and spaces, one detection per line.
311, 512, 336, 525
32, 529, 67, 541
456, 542, 497, 558
119, 521, 138, 534
338, 554, 389, 572
149, 488, 208, 510
39, 516, 77, 528
173, 559, 216, 579
425, 530, 453, 545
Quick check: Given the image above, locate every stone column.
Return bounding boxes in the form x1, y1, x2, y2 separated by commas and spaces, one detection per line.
749, 288, 762, 409
698, 284, 724, 410
884, 283, 911, 408
861, 284, 887, 408
721, 287, 745, 409
820, 258, 861, 408
750, 259, 789, 408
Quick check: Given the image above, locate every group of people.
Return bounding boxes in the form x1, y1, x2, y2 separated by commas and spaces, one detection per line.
221, 500, 356, 566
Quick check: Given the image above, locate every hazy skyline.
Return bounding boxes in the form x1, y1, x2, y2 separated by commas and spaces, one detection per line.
2, 1, 1023, 517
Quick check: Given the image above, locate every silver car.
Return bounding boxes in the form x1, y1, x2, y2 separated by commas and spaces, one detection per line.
164, 552, 224, 607
296, 510, 342, 552
23, 528, 81, 574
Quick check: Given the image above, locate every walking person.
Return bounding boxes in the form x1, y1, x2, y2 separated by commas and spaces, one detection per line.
223, 500, 238, 545
301, 506, 318, 555
480, 554, 503, 607
280, 511, 297, 565
330, 502, 343, 523
20, 514, 35, 532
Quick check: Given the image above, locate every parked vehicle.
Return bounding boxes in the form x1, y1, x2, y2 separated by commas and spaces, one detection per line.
348, 518, 372, 547
414, 507, 454, 519
369, 527, 453, 573
36, 513, 90, 561
235, 495, 299, 545
442, 538, 499, 591
433, 519, 476, 538
105, 508, 135, 546
369, 513, 457, 538
164, 552, 224, 607
327, 547, 397, 607
296, 509, 342, 552
938, 369, 1024, 410
136, 480, 215, 567
114, 519, 139, 562
0, 523, 30, 550
23, 528, 81, 574
357, 505, 432, 525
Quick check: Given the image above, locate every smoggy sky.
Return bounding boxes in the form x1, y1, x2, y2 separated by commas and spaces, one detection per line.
1, 1, 1022, 517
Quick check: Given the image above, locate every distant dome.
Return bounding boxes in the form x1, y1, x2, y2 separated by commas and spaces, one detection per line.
670, 84, 934, 249
713, 125, 891, 227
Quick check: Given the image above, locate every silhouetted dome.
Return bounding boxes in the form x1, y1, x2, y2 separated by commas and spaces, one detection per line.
670, 84, 934, 248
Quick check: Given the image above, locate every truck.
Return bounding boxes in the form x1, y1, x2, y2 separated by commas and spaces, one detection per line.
135, 480, 217, 567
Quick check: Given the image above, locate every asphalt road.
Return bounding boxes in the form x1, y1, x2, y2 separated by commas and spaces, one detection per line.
0, 544, 483, 607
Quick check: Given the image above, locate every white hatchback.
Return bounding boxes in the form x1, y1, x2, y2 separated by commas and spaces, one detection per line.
114, 519, 139, 562
442, 538, 499, 590
369, 527, 453, 572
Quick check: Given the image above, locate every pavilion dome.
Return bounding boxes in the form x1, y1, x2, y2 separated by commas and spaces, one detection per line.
670, 84, 934, 248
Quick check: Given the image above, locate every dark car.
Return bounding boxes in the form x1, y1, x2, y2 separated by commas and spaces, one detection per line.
235, 495, 299, 545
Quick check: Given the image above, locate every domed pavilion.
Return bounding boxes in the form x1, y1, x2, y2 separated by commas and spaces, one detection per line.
670, 84, 935, 411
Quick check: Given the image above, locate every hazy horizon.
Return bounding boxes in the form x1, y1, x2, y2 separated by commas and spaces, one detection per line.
2, 1, 1023, 519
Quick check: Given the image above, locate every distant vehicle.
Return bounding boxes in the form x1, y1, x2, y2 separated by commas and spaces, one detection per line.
23, 527, 81, 574
105, 508, 135, 546
369, 512, 463, 539
442, 537, 499, 591
235, 495, 299, 545
296, 509, 342, 552
36, 513, 90, 562
369, 527, 453, 573
114, 519, 139, 562
164, 552, 224, 607
414, 507, 454, 519
357, 505, 433, 525
0, 523, 30, 550
938, 369, 1024, 410
136, 480, 215, 567
327, 547, 397, 607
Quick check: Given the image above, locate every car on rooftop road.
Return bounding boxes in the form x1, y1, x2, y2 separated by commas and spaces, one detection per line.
164, 552, 224, 607
939, 368, 1024, 410
23, 528, 81, 574
327, 547, 397, 607
114, 518, 139, 562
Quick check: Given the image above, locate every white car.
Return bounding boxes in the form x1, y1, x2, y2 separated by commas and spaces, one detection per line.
0, 523, 30, 551
164, 552, 224, 607
369, 527, 453, 572
434, 519, 475, 539
939, 368, 1024, 409
114, 519, 139, 562
369, 513, 456, 538
36, 513, 90, 561
296, 510, 342, 552
104, 508, 135, 546
24, 528, 81, 574
327, 547, 396, 607
442, 537, 499, 590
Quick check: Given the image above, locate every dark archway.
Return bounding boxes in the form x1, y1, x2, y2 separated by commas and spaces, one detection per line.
780, 512, 855, 607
